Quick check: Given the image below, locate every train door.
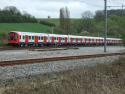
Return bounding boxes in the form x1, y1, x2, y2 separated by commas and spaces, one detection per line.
76, 38, 78, 44
80, 38, 82, 44
35, 36, 38, 44
71, 38, 73, 45
92, 39, 94, 45
84, 38, 86, 45
58, 37, 61, 44
65, 37, 68, 44
25, 35, 29, 45
96, 39, 98, 45
43, 36, 47, 44
88, 38, 90, 45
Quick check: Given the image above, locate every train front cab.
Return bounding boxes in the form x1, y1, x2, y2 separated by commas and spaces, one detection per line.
8, 32, 20, 46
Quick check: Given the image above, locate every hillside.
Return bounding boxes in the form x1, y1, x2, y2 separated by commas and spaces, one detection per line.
0, 23, 51, 35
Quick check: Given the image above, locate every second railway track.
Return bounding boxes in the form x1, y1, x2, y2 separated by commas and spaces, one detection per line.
0, 52, 125, 67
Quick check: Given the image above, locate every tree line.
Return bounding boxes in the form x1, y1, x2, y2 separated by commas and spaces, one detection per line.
53, 8, 125, 38
0, 6, 37, 23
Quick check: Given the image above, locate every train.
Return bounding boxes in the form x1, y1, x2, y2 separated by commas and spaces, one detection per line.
8, 31, 122, 47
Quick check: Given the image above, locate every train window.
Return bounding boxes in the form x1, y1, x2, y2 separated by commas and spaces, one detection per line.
58, 37, 59, 40
41, 37, 43, 40
14, 35, 18, 40
29, 36, 31, 40
32, 36, 34, 40
38, 36, 40, 40
23, 36, 25, 39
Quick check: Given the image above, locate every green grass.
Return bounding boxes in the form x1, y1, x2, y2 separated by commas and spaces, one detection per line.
48, 19, 60, 25
0, 19, 83, 34
46, 18, 80, 26
0, 23, 51, 34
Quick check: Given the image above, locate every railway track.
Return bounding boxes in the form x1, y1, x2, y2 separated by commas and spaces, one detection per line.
0, 45, 79, 51
0, 45, 120, 51
0, 46, 65, 51
0, 52, 125, 67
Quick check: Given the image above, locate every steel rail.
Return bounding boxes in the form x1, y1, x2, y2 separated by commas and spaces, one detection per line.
0, 52, 125, 67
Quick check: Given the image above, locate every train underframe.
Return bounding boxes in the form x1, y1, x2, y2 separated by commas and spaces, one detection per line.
8, 42, 121, 47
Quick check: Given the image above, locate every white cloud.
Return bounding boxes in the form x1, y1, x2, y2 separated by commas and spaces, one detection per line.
0, 0, 125, 18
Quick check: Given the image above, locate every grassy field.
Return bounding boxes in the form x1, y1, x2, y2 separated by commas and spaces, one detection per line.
1, 56, 125, 94
0, 23, 51, 34
47, 18, 80, 25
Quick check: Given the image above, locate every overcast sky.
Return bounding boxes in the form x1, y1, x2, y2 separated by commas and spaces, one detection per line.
0, 0, 125, 18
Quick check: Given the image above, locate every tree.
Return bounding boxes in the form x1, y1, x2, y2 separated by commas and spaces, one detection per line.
0, 6, 37, 23
94, 10, 104, 21
81, 11, 94, 32
3, 6, 20, 15
59, 7, 71, 34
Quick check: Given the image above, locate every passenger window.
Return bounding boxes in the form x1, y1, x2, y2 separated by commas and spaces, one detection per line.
41, 37, 43, 40
39, 36, 40, 40
29, 36, 31, 40
32, 36, 34, 40
23, 36, 25, 39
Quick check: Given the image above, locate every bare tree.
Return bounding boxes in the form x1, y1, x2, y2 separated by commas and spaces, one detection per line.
60, 7, 71, 34
81, 11, 94, 32
82, 11, 93, 19
94, 10, 104, 21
